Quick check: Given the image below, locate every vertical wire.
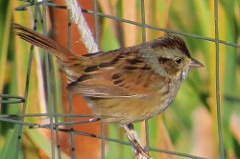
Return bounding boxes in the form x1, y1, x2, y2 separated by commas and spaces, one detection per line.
41, 1, 56, 158
101, 122, 105, 159
53, 87, 61, 159
68, 10, 76, 159
93, 0, 105, 158
69, 93, 76, 158
53, 77, 61, 159
140, 0, 146, 43
94, 0, 99, 45
50, 8, 61, 159
38, 3, 62, 157
15, 7, 38, 159
214, 0, 225, 158
140, 0, 150, 152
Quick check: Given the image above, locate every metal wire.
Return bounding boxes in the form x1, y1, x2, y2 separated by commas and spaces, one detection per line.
140, 0, 151, 153
92, 0, 106, 158
68, 9, 76, 158
0, 94, 25, 104
15, 6, 39, 158
2, 0, 239, 158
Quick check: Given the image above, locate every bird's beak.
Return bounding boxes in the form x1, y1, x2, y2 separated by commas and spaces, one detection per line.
189, 58, 204, 67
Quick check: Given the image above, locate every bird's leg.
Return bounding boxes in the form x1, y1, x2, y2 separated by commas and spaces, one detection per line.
123, 123, 152, 159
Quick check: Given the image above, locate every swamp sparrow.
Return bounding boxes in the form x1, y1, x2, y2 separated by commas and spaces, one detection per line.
14, 23, 203, 158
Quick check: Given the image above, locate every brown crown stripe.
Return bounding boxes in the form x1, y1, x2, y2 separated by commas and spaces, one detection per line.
84, 65, 99, 72
111, 73, 121, 79
113, 79, 124, 85
152, 35, 191, 58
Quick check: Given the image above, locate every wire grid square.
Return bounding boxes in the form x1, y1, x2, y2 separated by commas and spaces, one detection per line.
1, 0, 240, 158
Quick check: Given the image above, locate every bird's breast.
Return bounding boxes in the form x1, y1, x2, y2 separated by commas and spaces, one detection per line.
84, 83, 179, 125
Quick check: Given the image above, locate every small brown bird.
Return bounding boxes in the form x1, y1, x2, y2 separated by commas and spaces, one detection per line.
14, 23, 203, 158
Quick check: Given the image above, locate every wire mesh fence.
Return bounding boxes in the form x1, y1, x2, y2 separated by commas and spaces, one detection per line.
0, 0, 240, 158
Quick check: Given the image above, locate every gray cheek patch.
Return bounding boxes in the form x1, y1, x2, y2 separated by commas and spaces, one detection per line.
139, 46, 168, 77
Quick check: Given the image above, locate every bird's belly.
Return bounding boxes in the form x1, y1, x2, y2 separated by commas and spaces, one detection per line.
84, 93, 171, 125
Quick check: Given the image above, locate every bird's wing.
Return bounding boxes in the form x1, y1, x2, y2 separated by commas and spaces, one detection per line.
67, 50, 165, 98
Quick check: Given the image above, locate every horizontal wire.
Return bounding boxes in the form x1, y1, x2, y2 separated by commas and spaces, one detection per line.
0, 116, 99, 128
15, 2, 240, 49
0, 113, 210, 159
0, 94, 25, 104
0, 113, 94, 118
149, 147, 207, 159
30, 118, 100, 128
41, 127, 208, 159
0, 118, 36, 127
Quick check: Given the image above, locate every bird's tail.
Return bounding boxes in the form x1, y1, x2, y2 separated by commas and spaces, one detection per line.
14, 23, 78, 60
13, 23, 85, 81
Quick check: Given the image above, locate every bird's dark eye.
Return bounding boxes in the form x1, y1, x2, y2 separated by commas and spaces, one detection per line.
175, 58, 182, 64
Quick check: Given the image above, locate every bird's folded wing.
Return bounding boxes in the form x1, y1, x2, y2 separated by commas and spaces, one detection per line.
67, 47, 166, 98
66, 66, 161, 98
